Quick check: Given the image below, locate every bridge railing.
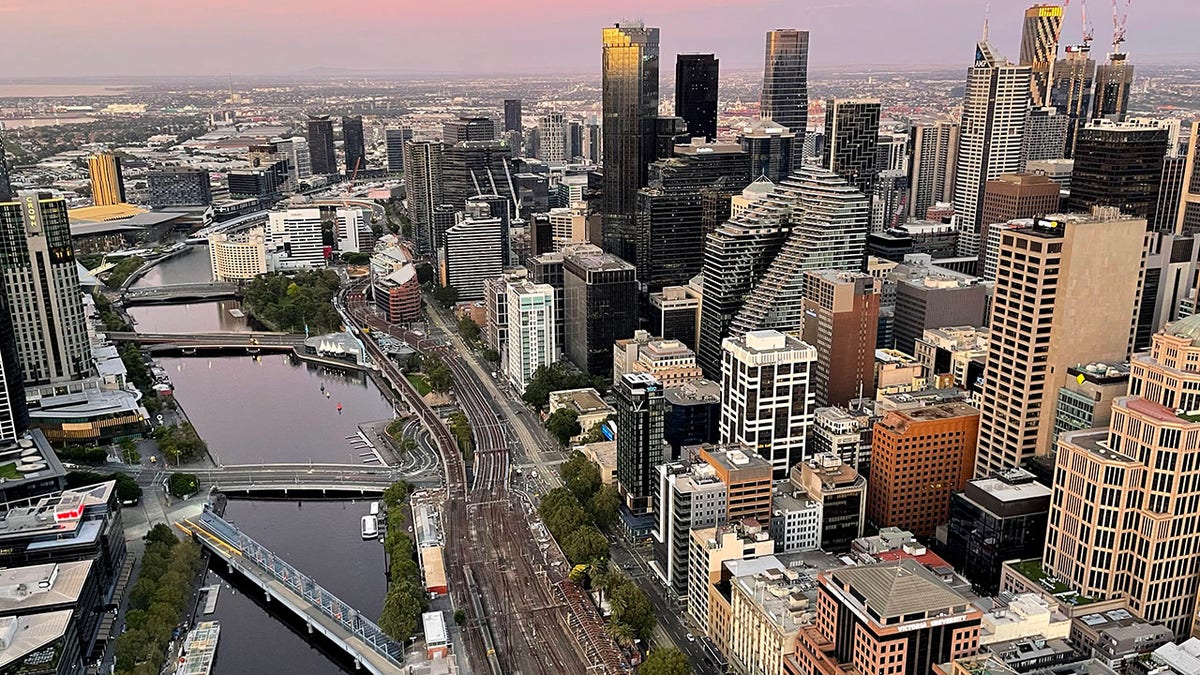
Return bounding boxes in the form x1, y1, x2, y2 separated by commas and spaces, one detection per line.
199, 509, 405, 666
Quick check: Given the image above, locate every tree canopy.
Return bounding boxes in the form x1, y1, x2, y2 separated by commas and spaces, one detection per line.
521, 364, 608, 411
242, 270, 343, 333
638, 648, 690, 675
545, 408, 582, 446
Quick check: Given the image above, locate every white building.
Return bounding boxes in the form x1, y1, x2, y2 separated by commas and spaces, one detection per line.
769, 488, 821, 553
266, 208, 324, 270
720, 330, 816, 479
335, 207, 368, 253
537, 111, 567, 163
274, 136, 311, 182
505, 281, 556, 393
654, 460, 727, 597
440, 216, 503, 301
208, 227, 267, 282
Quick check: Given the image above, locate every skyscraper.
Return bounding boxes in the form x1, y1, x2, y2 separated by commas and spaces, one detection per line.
443, 117, 496, 143
0, 192, 91, 385
1093, 52, 1135, 122
675, 54, 719, 141
385, 127, 412, 173
759, 29, 809, 162
440, 215, 504, 301
0, 143, 10, 202
402, 139, 444, 255
908, 121, 959, 218
342, 115, 365, 175
274, 136, 311, 183
738, 118, 795, 184
87, 153, 125, 206
822, 98, 882, 197
1176, 123, 1200, 236
537, 112, 567, 163
505, 281, 556, 394
1051, 45, 1096, 155
306, 115, 338, 176
0, 282, 27, 443
800, 271, 881, 408
441, 141, 514, 211
503, 99, 522, 133
953, 41, 1032, 257
1020, 106, 1070, 168
1019, 4, 1064, 107
1067, 121, 1169, 220
562, 245, 638, 376
974, 211, 1145, 477
602, 22, 660, 266
615, 373, 666, 514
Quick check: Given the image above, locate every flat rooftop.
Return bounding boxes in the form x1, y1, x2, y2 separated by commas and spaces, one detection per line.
549, 388, 612, 416
0, 609, 73, 670
0, 561, 92, 614
0, 481, 114, 543
664, 379, 720, 405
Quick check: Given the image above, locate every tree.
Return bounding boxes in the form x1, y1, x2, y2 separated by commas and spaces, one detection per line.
415, 262, 434, 285
562, 525, 608, 565
588, 484, 620, 532
167, 473, 199, 498
538, 488, 589, 538
481, 349, 501, 364
432, 284, 458, 308
545, 409, 583, 447
457, 315, 481, 343
521, 364, 600, 411
454, 609, 466, 625
580, 416, 613, 444
610, 577, 656, 642
426, 359, 452, 393
638, 647, 690, 675
379, 584, 422, 641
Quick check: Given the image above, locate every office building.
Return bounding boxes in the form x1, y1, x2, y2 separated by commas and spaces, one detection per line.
655, 457, 728, 596
720, 330, 816, 478
529, 252, 565, 356
402, 139, 443, 255
227, 167, 284, 199
636, 139, 750, 293
1053, 362, 1129, 441
909, 121, 960, 219
274, 136, 311, 183
0, 193, 90, 385
503, 99, 521, 132
440, 216, 504, 301
601, 22, 659, 266
147, 167, 211, 208
866, 402, 979, 537
698, 444, 774, 524
1021, 107, 1070, 169
306, 115, 337, 175
980, 173, 1062, 231
1019, 4, 1064, 107
613, 331, 703, 389
954, 41, 1032, 257
1068, 121, 1169, 219
795, 454, 866, 553
800, 271, 880, 408
1052, 45, 1097, 155
549, 389, 613, 442
373, 264, 421, 326
505, 281, 555, 394
441, 141, 513, 213
975, 211, 1145, 477
1138, 234, 1200, 350
615, 373, 665, 514
649, 284, 702, 350
208, 228, 266, 282
1152, 155, 1187, 234
739, 118, 795, 184
1093, 52, 1134, 122
915, 326, 989, 391
663, 379, 721, 457
822, 98, 882, 197
760, 29, 809, 160
86, 153, 125, 207
562, 245, 638, 376
1177, 124, 1200, 236
443, 117, 495, 143
688, 523, 775, 635
385, 127, 411, 173
546, 204, 588, 252
675, 54, 718, 141
0, 144, 10, 202
342, 115, 365, 174
536, 112, 567, 163
809, 406, 874, 477
1043, 317, 1200, 638
265, 208, 324, 271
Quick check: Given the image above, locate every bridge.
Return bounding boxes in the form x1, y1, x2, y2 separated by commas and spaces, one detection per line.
174, 463, 405, 495
121, 282, 241, 305
180, 508, 405, 674
106, 331, 305, 353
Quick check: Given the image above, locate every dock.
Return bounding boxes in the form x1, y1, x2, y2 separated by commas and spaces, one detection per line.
176, 621, 220, 675
199, 585, 221, 615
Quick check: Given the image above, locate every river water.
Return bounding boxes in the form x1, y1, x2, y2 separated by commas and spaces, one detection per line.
127, 245, 252, 334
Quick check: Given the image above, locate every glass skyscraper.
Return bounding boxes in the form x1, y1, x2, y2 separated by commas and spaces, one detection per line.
760, 29, 809, 164
675, 54, 718, 141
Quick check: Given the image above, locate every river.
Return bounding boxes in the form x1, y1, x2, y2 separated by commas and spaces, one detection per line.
126, 245, 253, 334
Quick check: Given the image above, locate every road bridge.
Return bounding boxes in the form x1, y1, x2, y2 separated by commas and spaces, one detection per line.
106, 331, 305, 353
173, 463, 404, 496
121, 282, 240, 305
180, 508, 405, 674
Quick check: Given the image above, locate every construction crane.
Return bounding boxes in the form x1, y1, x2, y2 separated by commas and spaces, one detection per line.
1111, 0, 1132, 53
1080, 0, 1095, 46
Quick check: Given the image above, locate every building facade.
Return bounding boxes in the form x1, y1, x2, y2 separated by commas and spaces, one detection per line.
208, 228, 266, 282
615, 373, 666, 515
306, 115, 338, 175
675, 54, 719, 141
760, 29, 809, 161
505, 281, 555, 394
87, 153, 125, 207
822, 98, 882, 197
562, 245, 638, 376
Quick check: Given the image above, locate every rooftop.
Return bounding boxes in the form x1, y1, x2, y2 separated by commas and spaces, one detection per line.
828, 559, 972, 623
0, 609, 73, 671
969, 471, 1052, 503
663, 379, 720, 405
0, 561, 92, 614
0, 481, 115, 543
549, 388, 612, 416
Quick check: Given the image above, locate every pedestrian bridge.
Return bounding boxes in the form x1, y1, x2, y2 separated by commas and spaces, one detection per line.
105, 331, 306, 354
179, 508, 405, 674
173, 464, 403, 496
121, 282, 241, 305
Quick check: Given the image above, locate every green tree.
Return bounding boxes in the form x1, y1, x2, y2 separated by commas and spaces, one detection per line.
538, 488, 589, 539
588, 484, 620, 532
454, 608, 466, 625
560, 450, 600, 502
638, 647, 690, 675
562, 525, 608, 565
481, 349, 501, 364
521, 363, 603, 411
415, 262, 434, 285
427, 361, 453, 393
167, 472, 199, 498
432, 284, 458, 308
379, 583, 422, 641
545, 409, 583, 447
457, 315, 481, 343
610, 577, 656, 642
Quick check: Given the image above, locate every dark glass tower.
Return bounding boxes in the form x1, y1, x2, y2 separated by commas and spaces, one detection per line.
342, 115, 365, 175
760, 29, 809, 164
1093, 53, 1135, 122
441, 141, 514, 210
601, 22, 660, 266
0, 143, 10, 202
563, 246, 638, 377
822, 98, 882, 197
504, 99, 522, 132
615, 372, 665, 515
1051, 46, 1097, 156
739, 118, 795, 184
1067, 123, 1168, 219
306, 115, 338, 175
444, 117, 496, 144
675, 54, 719, 141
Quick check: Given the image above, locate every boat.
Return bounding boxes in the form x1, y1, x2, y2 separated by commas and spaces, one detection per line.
325, 391, 330, 398
337, 402, 343, 413
361, 515, 378, 539
320, 383, 325, 392
176, 621, 220, 675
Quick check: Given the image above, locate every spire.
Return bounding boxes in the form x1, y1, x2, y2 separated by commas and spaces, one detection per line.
982, 2, 991, 43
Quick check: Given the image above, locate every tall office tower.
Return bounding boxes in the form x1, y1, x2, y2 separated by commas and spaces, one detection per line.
87, 153, 125, 206
1093, 52, 1134, 122
467, 194, 514, 265
953, 41, 1032, 257
341, 115, 365, 175
505, 281, 556, 394
675, 54, 718, 141
1020, 106, 1069, 169
440, 141, 513, 212
800, 271, 881, 408
601, 22, 659, 266
0, 286, 27, 442
536, 112, 567, 163
720, 330, 815, 478
0, 143, 10, 202
974, 211, 1145, 477
1176, 124, 1200, 236
562, 245, 638, 376
306, 115, 338, 175
1044, 318, 1200, 638
738, 118, 795, 184
759, 29, 809, 162
908, 121, 960, 218
0, 192, 90, 385
402, 139, 444, 255
980, 173, 1062, 235
430, 204, 457, 255
440, 215, 504, 301
443, 117, 496, 144
529, 252, 566, 356
635, 140, 750, 293
568, 121, 583, 160
584, 122, 602, 163
503, 99, 522, 132
274, 136, 311, 183
523, 127, 541, 160
1019, 4, 1064, 107
615, 372, 666, 514
385, 128, 411, 173
730, 167, 869, 335
1067, 121, 1169, 219
822, 98, 881, 197
1051, 46, 1096, 155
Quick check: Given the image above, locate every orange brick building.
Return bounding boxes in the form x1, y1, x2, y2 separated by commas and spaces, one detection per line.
866, 402, 979, 537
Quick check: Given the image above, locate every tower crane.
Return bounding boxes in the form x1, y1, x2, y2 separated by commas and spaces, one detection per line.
1111, 0, 1132, 53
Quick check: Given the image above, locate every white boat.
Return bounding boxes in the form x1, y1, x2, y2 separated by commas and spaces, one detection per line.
369, 501, 380, 516
361, 515, 378, 539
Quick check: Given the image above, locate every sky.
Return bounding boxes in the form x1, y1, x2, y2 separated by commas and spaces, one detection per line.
2, 0, 1196, 79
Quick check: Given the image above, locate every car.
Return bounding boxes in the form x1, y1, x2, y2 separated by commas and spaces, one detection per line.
686, 633, 695, 642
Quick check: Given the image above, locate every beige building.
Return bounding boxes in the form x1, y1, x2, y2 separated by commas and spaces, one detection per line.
547, 203, 589, 251
613, 330, 704, 389
728, 559, 814, 675
1043, 317, 1200, 639
548, 388, 614, 440
875, 348, 927, 397
208, 227, 267, 282
974, 209, 1146, 477
688, 521, 774, 635
577, 440, 617, 485
978, 593, 1071, 645
914, 325, 989, 390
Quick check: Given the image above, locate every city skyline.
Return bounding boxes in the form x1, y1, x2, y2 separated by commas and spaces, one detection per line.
2, 0, 1197, 79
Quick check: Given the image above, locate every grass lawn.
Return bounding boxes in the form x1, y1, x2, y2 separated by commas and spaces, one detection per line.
385, 418, 406, 439
406, 373, 432, 396
0, 463, 22, 480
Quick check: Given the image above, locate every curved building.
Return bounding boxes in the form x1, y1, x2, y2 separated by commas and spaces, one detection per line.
208, 228, 267, 282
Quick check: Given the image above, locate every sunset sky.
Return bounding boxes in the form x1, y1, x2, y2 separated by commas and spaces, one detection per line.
3, 0, 1195, 78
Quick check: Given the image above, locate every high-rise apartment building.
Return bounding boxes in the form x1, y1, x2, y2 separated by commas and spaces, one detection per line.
306, 115, 338, 175
822, 98, 881, 197
0, 144, 10, 202
800, 271, 880, 408
954, 42, 1032, 257
0, 285, 27, 442
147, 167, 211, 209
1019, 4, 1064, 107
1044, 317, 1200, 638
537, 112, 567, 163
601, 22, 660, 266
87, 153, 125, 206
402, 139, 443, 255
1093, 52, 1134, 122
443, 117, 496, 144
505, 281, 556, 394
974, 211, 1146, 477
274, 136, 311, 182
208, 228, 267, 282
385, 127, 411, 173
909, 121, 960, 218
1051, 45, 1097, 156
440, 216, 504, 301
562, 245, 638, 376
503, 99, 522, 132
720, 330, 816, 478
760, 29, 809, 162
615, 373, 666, 514
1067, 121, 1169, 220
675, 54, 718, 141
0, 192, 91, 385
739, 118, 795, 184
341, 115, 365, 175
265, 208, 324, 271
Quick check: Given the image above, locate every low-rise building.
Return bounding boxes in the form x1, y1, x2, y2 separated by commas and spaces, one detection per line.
1053, 362, 1129, 442
688, 521, 774, 636
729, 559, 816, 675
875, 348, 927, 397
978, 593, 1072, 645
548, 388, 614, 441
769, 484, 822, 553
663, 379, 720, 458
915, 325, 989, 391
